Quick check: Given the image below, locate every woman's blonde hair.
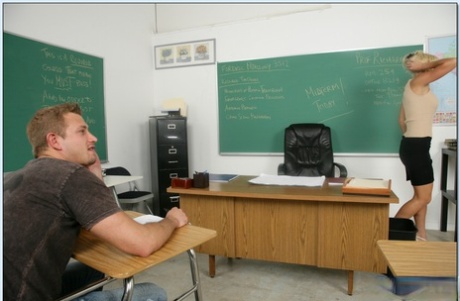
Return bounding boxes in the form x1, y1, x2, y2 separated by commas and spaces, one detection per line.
26, 102, 82, 158
403, 50, 438, 68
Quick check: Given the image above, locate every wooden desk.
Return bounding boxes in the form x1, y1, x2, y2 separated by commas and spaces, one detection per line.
60, 211, 216, 301
168, 175, 398, 295
377, 240, 457, 277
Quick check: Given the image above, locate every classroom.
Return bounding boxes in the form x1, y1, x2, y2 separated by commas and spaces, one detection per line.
3, 3, 457, 300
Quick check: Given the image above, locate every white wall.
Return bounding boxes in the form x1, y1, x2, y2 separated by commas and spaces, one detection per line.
4, 3, 457, 230
150, 3, 458, 230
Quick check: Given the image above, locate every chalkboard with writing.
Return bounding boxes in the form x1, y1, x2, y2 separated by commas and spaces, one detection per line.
218, 45, 422, 154
4, 32, 107, 171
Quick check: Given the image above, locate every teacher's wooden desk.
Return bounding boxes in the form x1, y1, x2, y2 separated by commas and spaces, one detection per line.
59, 211, 216, 301
168, 175, 399, 295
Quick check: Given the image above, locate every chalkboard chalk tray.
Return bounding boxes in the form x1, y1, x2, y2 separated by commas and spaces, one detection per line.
4, 32, 107, 172
218, 45, 422, 155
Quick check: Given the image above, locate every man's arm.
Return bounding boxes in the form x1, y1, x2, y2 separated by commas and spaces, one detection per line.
90, 207, 189, 257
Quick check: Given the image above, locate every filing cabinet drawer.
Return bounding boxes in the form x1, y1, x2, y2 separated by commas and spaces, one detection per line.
159, 192, 181, 215
157, 119, 187, 144
157, 145, 188, 169
158, 169, 189, 190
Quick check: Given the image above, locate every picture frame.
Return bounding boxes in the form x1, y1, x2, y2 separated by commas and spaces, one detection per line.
154, 39, 216, 69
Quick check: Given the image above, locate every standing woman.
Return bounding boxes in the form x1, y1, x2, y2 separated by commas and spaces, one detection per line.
396, 51, 456, 241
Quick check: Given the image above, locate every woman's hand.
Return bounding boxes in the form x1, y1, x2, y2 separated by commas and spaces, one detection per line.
405, 59, 426, 72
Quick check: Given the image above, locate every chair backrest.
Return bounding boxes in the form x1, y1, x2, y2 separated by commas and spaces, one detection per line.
283, 123, 334, 177
105, 166, 131, 176
104, 166, 137, 191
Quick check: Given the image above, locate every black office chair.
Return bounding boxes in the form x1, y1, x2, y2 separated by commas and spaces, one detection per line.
104, 166, 154, 214
278, 123, 347, 178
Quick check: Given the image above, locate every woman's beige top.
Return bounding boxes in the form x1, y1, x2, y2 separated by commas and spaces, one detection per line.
402, 80, 438, 137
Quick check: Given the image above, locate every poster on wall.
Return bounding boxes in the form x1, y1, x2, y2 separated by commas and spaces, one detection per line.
426, 34, 457, 125
154, 39, 216, 69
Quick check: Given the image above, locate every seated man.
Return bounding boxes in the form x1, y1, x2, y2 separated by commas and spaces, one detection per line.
4, 102, 189, 301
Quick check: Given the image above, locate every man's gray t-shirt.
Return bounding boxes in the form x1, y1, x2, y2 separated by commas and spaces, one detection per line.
3, 158, 122, 301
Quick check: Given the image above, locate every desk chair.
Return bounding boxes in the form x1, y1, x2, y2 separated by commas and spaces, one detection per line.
278, 123, 347, 177
104, 167, 153, 214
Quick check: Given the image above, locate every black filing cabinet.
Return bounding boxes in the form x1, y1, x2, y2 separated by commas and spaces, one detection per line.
149, 115, 189, 217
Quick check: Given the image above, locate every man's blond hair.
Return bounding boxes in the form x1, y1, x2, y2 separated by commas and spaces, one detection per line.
27, 103, 82, 158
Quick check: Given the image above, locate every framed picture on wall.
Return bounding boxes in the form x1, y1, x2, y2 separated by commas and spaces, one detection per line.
426, 34, 457, 125
154, 39, 216, 69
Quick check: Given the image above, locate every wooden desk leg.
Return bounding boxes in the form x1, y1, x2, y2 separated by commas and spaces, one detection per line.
121, 277, 134, 301
209, 255, 216, 278
347, 270, 354, 296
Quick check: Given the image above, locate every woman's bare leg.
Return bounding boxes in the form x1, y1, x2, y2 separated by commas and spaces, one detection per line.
395, 182, 433, 240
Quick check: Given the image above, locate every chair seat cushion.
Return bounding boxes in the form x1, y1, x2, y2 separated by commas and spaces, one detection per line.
117, 191, 152, 199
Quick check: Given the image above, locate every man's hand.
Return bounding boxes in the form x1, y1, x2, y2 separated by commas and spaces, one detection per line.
165, 207, 189, 228
86, 152, 103, 180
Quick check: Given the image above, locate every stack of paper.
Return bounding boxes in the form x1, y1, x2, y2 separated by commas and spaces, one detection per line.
346, 178, 390, 189
248, 174, 325, 187
342, 178, 391, 196
134, 214, 164, 224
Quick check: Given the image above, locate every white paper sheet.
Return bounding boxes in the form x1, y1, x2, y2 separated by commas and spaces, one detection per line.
248, 174, 325, 187
134, 214, 164, 224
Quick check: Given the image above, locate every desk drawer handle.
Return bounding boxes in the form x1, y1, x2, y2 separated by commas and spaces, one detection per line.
167, 124, 176, 130
170, 196, 180, 203
168, 160, 179, 164
168, 148, 177, 154
169, 173, 178, 178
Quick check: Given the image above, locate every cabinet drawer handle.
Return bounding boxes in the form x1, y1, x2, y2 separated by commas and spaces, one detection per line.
169, 173, 178, 178
167, 124, 176, 130
168, 148, 177, 154
168, 160, 179, 164
170, 196, 180, 203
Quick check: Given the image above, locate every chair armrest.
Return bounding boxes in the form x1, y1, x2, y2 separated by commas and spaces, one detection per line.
333, 162, 348, 178
278, 163, 286, 175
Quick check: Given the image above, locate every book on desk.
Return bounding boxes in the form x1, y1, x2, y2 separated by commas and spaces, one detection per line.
342, 178, 391, 196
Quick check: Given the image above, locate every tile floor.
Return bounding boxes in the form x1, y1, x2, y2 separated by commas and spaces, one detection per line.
105, 230, 457, 301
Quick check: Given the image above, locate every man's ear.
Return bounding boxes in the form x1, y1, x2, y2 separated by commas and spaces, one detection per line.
46, 133, 63, 151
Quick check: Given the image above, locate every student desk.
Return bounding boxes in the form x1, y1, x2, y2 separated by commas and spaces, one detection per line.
168, 175, 399, 295
377, 240, 457, 277
104, 175, 143, 187
59, 211, 216, 301
104, 175, 143, 207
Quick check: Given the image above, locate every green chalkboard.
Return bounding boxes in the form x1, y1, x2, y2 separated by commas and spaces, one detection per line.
218, 45, 422, 154
4, 32, 107, 172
